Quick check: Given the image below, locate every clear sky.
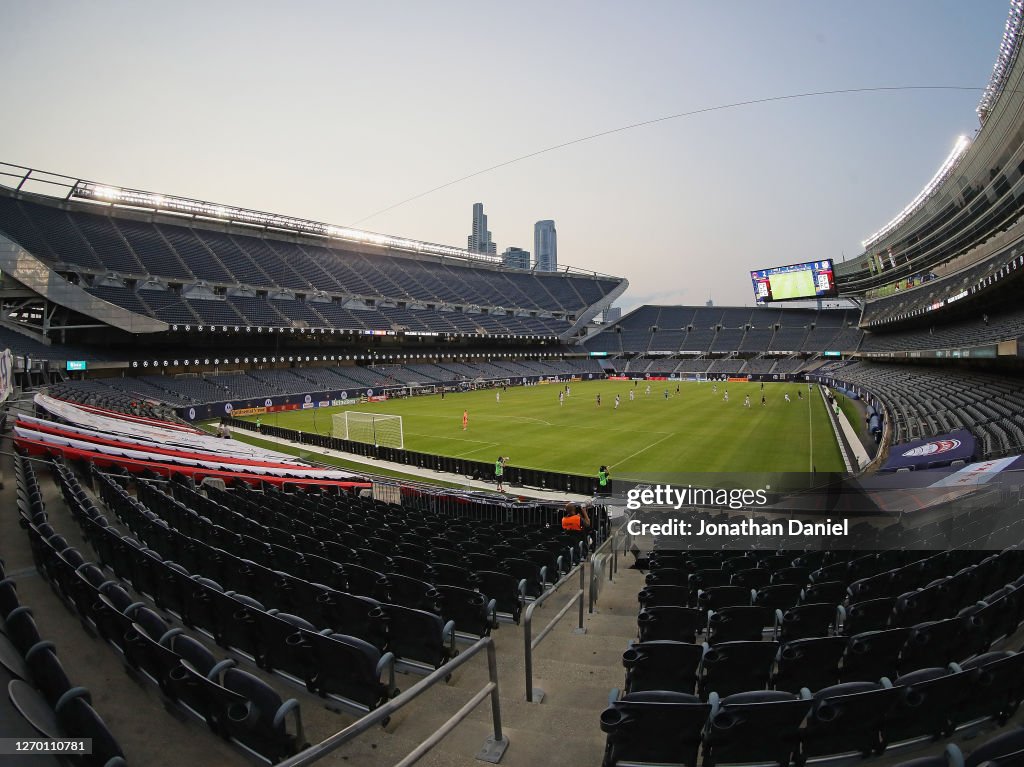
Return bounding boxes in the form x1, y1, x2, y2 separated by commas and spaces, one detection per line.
0, 1, 1010, 309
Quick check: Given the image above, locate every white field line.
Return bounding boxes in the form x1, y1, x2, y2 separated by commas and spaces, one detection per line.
609, 432, 676, 469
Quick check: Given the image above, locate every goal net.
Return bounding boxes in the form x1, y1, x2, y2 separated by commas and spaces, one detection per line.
332, 411, 404, 449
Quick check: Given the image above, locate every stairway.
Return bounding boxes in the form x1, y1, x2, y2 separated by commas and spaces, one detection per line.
325, 555, 645, 767
2, 450, 645, 767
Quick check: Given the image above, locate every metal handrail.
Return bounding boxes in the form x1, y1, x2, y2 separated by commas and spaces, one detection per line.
276, 636, 508, 767
523, 563, 586, 703
588, 552, 613, 613
588, 519, 632, 612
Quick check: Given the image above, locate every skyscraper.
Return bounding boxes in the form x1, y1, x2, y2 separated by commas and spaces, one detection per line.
534, 220, 557, 272
467, 202, 497, 255
502, 246, 530, 270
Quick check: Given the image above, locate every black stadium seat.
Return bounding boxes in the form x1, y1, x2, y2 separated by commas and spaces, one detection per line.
840, 627, 909, 683
637, 606, 704, 643
702, 690, 812, 767
621, 640, 703, 696
802, 681, 902, 760
773, 636, 847, 693
698, 640, 778, 699
220, 667, 304, 763
599, 691, 710, 767
707, 606, 770, 643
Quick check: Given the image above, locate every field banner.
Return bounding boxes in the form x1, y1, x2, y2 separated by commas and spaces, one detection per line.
881, 429, 976, 471
0, 348, 12, 404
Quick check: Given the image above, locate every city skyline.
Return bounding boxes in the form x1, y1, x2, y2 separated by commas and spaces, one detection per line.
467, 202, 496, 255
534, 220, 558, 273
0, 1, 1011, 310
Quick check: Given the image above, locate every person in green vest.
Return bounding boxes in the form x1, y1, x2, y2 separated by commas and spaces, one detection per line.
495, 456, 508, 493
255, 416, 263, 432
597, 465, 611, 497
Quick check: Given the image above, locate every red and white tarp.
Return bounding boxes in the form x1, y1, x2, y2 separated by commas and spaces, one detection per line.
21, 395, 370, 490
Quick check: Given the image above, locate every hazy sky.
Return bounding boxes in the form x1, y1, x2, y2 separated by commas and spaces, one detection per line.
0, 1, 1010, 309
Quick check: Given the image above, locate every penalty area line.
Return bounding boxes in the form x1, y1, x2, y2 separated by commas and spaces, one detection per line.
609, 432, 675, 470
453, 442, 501, 458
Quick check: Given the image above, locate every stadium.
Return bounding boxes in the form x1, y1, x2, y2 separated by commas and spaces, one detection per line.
3, 4, 1024, 767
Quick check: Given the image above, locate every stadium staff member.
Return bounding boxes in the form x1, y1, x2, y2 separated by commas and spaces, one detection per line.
495, 455, 508, 493
597, 465, 611, 497
561, 501, 591, 531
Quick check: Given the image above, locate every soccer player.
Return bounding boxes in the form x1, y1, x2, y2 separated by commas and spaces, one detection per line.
596, 393, 602, 407
744, 394, 751, 408
614, 394, 620, 409
496, 391, 500, 404
645, 384, 651, 396
785, 393, 791, 403
723, 389, 729, 402
559, 391, 564, 406
664, 389, 669, 400
798, 390, 803, 400
676, 384, 680, 394
462, 410, 468, 431
761, 395, 767, 407
628, 389, 635, 402
712, 383, 717, 394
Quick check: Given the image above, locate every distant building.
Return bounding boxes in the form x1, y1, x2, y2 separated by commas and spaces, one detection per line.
467, 202, 497, 255
604, 306, 621, 323
534, 220, 557, 272
502, 246, 530, 270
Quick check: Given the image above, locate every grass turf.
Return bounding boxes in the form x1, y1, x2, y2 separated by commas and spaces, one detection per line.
236, 379, 845, 480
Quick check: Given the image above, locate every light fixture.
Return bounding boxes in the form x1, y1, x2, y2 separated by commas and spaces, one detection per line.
74, 182, 506, 266
861, 135, 971, 249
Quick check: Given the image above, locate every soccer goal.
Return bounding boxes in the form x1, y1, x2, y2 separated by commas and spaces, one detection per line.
332, 411, 404, 449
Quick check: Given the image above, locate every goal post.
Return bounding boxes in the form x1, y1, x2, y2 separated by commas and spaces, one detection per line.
332, 411, 404, 449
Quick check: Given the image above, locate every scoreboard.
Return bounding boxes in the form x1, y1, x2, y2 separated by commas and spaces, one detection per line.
751, 259, 837, 304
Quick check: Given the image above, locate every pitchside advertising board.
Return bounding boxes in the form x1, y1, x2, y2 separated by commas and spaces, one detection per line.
176, 374, 608, 421
751, 259, 838, 304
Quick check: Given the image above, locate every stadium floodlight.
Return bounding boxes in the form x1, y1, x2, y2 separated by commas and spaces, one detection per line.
861, 135, 971, 249
73, 181, 505, 266
978, 0, 1024, 123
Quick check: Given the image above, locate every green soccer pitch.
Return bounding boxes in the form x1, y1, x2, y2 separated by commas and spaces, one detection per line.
236, 379, 846, 479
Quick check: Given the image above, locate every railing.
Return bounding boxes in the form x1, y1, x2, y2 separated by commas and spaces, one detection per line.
523, 564, 586, 703
588, 551, 614, 613
588, 519, 632, 613
276, 636, 508, 767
